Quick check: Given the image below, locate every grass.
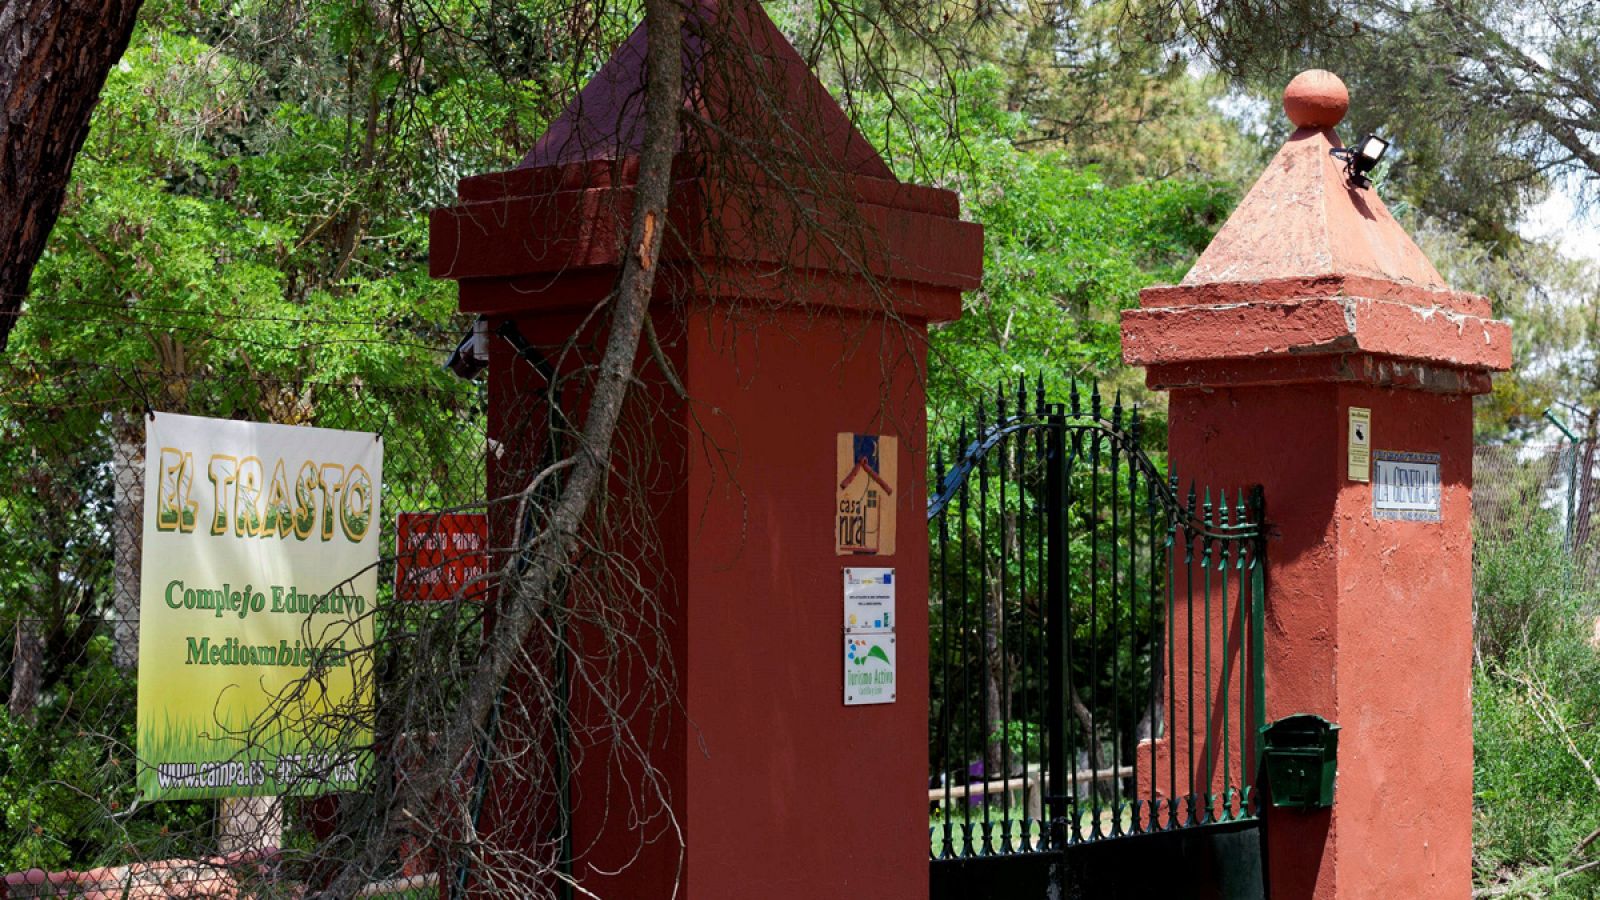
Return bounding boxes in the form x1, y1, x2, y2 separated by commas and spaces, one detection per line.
137, 711, 370, 800
930, 794, 1255, 857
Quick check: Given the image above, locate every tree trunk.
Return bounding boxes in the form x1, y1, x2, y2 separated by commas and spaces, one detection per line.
10, 536, 69, 720
1138, 632, 1165, 745
1575, 418, 1598, 552
1071, 687, 1105, 806
983, 562, 1005, 778
0, 0, 145, 351
218, 796, 283, 854
1071, 689, 1101, 770
7, 619, 43, 721
319, 0, 684, 891
982, 464, 1025, 780
1572, 417, 1600, 588
111, 412, 143, 670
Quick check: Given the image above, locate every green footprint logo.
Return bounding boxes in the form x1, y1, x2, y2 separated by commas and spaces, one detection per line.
853, 644, 891, 666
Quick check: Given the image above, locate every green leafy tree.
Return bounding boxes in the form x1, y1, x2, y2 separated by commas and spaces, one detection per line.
1157, 0, 1600, 246
0, 0, 498, 869
860, 66, 1239, 820
2, 0, 1276, 884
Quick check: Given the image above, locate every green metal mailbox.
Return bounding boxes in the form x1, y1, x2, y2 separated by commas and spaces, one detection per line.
1259, 713, 1340, 809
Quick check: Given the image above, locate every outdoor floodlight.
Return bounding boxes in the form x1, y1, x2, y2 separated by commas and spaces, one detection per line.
495, 319, 555, 382
445, 315, 490, 379
1329, 133, 1390, 189
444, 317, 560, 383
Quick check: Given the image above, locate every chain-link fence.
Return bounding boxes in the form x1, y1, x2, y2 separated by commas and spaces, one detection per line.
1473, 438, 1600, 673
1474, 440, 1600, 591
0, 350, 490, 894
0, 302, 689, 897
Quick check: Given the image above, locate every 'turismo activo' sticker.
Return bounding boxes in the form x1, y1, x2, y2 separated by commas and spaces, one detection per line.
1372, 450, 1441, 522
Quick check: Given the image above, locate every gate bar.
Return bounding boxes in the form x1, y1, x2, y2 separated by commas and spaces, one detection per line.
1044, 405, 1066, 848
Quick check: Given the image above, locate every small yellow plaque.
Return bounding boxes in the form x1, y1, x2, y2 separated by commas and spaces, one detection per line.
1348, 407, 1371, 482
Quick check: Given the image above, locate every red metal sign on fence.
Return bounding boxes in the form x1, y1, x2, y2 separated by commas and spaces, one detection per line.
395, 513, 489, 602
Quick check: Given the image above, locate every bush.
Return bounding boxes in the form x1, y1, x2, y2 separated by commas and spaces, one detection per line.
1474, 510, 1581, 668
1474, 522, 1600, 896
0, 633, 210, 872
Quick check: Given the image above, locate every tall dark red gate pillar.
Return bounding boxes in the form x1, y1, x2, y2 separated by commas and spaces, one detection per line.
1124, 71, 1510, 898
429, 3, 982, 896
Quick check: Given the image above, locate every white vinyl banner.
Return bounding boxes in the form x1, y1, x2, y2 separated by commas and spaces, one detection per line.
137, 412, 382, 800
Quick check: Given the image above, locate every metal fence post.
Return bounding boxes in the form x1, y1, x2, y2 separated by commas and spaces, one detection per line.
1248, 485, 1268, 784
1044, 405, 1067, 849
1545, 409, 1579, 555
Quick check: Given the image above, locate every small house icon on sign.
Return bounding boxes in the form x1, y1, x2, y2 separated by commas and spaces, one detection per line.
838, 435, 893, 554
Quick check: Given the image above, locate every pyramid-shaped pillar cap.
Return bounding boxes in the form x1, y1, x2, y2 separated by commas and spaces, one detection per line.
1123, 70, 1511, 394
517, 0, 890, 178
428, 0, 982, 321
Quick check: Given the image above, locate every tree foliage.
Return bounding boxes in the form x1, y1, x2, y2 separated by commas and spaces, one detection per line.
1413, 221, 1599, 437
856, 65, 1235, 439
1155, 0, 1600, 246
0, 0, 1297, 891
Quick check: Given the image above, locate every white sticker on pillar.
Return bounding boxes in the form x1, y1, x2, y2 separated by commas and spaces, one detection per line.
1373, 450, 1441, 521
1348, 407, 1371, 482
844, 634, 896, 705
844, 567, 894, 632
844, 568, 895, 705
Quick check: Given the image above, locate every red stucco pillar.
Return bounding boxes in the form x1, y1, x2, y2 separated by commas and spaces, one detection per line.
428, 4, 982, 896
1122, 70, 1510, 899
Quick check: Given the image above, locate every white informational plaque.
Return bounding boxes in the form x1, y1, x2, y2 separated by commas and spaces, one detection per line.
844, 568, 896, 706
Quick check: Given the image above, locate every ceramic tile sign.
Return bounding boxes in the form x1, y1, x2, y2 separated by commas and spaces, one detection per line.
1348, 407, 1372, 482
836, 433, 897, 556
844, 567, 896, 705
1373, 450, 1441, 522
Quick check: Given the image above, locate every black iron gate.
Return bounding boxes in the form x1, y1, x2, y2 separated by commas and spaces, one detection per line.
927, 379, 1267, 899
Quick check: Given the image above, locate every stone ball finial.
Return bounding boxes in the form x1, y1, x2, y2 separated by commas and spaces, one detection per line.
1283, 69, 1349, 129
